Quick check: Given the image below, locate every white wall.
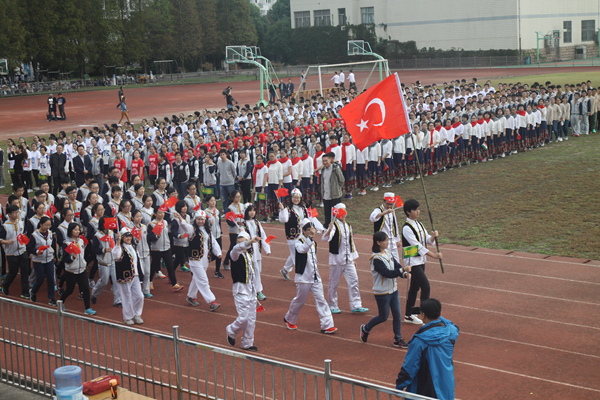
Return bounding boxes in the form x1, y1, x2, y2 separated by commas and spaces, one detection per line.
290, 0, 600, 52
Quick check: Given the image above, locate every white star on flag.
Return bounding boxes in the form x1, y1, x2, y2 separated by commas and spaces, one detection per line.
356, 119, 369, 132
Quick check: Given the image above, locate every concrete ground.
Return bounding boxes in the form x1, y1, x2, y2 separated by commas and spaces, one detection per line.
0, 382, 49, 399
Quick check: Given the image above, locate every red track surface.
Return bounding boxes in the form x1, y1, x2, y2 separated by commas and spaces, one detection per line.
2, 224, 599, 400
1, 66, 598, 139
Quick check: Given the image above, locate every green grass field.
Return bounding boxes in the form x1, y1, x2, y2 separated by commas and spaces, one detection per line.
2, 70, 599, 260
345, 134, 600, 260
486, 71, 600, 89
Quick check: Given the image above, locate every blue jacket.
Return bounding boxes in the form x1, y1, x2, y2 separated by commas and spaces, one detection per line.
396, 317, 459, 400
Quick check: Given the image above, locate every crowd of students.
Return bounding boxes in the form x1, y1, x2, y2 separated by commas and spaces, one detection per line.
0, 75, 595, 368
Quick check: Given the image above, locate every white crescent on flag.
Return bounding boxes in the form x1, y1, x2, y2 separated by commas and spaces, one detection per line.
365, 98, 386, 126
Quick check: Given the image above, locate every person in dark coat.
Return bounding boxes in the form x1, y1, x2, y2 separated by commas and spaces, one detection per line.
50, 144, 68, 196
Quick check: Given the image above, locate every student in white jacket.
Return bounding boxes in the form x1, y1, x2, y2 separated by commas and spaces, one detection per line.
321, 203, 368, 314
284, 220, 337, 334
226, 231, 261, 352
240, 205, 271, 301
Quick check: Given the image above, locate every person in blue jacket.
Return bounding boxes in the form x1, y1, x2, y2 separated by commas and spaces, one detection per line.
396, 298, 459, 400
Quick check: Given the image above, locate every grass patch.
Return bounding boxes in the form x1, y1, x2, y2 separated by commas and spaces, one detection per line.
344, 135, 600, 260
485, 71, 600, 88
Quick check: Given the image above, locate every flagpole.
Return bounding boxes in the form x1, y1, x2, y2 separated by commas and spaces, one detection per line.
409, 134, 445, 274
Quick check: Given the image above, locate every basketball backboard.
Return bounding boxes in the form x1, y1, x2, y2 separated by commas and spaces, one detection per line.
348, 40, 374, 56
225, 46, 248, 64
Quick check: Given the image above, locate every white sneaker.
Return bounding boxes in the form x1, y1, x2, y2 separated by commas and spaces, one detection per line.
133, 316, 144, 324
404, 315, 423, 325
125, 319, 135, 326
156, 271, 166, 278
371, 187, 379, 191
558, 137, 563, 142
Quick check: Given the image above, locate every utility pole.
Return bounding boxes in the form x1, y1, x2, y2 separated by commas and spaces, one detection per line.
179, 0, 184, 73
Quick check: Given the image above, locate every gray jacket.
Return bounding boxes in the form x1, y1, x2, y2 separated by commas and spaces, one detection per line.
320, 162, 345, 200
217, 158, 236, 186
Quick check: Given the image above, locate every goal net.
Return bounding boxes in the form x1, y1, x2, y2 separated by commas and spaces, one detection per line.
296, 59, 390, 99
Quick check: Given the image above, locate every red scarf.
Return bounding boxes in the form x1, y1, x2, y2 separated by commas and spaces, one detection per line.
477, 118, 484, 125
314, 150, 324, 173
291, 156, 301, 166
434, 125, 442, 132
470, 121, 478, 127
443, 126, 452, 130
340, 142, 352, 170
300, 154, 309, 161
537, 105, 545, 109
279, 156, 289, 164
253, 162, 265, 185
517, 110, 526, 116
266, 159, 278, 167
484, 118, 491, 123
452, 122, 461, 129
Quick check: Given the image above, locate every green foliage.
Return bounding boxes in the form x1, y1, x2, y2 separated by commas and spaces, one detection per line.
215, 0, 258, 58
249, 4, 269, 54
0, 0, 27, 70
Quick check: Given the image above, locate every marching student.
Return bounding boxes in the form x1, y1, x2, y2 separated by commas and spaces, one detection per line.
278, 188, 323, 281
147, 208, 184, 292
401, 199, 443, 325
266, 151, 283, 221
283, 220, 337, 334
60, 222, 96, 314
27, 216, 57, 306
204, 195, 224, 278
0, 205, 30, 299
226, 231, 261, 352
90, 216, 121, 307
359, 231, 411, 348
171, 200, 191, 273
112, 228, 145, 325
241, 205, 271, 301
180, 210, 222, 311
321, 203, 368, 314
369, 193, 402, 262
116, 199, 134, 230
131, 210, 152, 298
223, 190, 245, 271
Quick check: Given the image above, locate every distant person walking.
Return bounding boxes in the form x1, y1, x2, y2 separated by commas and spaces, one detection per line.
118, 96, 131, 125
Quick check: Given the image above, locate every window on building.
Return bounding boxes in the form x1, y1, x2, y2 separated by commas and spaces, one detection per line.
563, 21, 572, 43
294, 11, 310, 28
361, 7, 374, 24
582, 20, 595, 41
314, 9, 331, 26
338, 8, 346, 25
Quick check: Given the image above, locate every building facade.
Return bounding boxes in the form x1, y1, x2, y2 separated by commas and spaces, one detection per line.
248, 0, 276, 15
289, 0, 600, 60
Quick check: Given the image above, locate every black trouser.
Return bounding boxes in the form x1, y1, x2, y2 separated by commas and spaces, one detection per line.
323, 197, 341, 227
53, 174, 65, 196
172, 246, 188, 270
32, 261, 55, 300
59, 105, 66, 119
89, 260, 98, 280
2, 253, 30, 297
61, 270, 91, 310
32, 170, 40, 187
214, 237, 222, 272
240, 179, 252, 203
405, 264, 430, 316
150, 249, 176, 285
223, 233, 237, 266
22, 170, 32, 190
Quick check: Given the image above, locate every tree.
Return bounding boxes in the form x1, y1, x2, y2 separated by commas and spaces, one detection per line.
197, 0, 218, 66
267, 0, 289, 22
53, 0, 90, 78
172, 0, 202, 71
265, 19, 292, 63
215, 0, 258, 58
0, 0, 27, 73
249, 4, 268, 53
19, 0, 60, 79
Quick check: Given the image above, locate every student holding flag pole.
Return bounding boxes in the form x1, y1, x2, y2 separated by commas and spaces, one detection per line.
370, 193, 403, 262
241, 205, 272, 301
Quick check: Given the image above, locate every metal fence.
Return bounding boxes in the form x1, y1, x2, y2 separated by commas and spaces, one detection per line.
0, 297, 434, 400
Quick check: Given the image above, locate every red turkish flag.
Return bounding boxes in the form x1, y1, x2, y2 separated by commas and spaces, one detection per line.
265, 235, 276, 245
339, 73, 410, 151
104, 217, 118, 231
132, 226, 142, 240
307, 207, 318, 218
65, 241, 81, 255
100, 234, 115, 248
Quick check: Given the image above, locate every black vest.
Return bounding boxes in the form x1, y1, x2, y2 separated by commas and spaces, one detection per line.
285, 206, 307, 240
295, 237, 316, 275
187, 157, 197, 179
173, 162, 187, 183
373, 205, 398, 237
241, 220, 262, 255
231, 251, 252, 284
158, 161, 169, 179
401, 220, 427, 249
329, 220, 354, 255
114, 245, 143, 283
189, 226, 212, 260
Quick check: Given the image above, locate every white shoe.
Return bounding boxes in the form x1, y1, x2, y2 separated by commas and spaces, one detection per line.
404, 315, 423, 325
558, 137, 563, 142
156, 271, 166, 278
371, 187, 379, 191
133, 316, 144, 324
125, 319, 135, 326
407, 177, 414, 181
